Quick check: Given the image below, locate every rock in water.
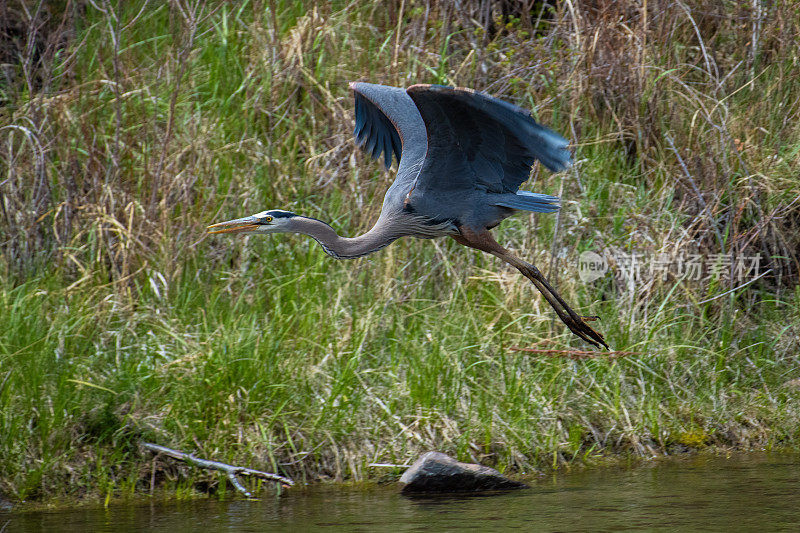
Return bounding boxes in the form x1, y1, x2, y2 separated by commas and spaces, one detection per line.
399, 451, 528, 493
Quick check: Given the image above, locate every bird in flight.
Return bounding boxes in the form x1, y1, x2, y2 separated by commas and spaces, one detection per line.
208, 82, 607, 349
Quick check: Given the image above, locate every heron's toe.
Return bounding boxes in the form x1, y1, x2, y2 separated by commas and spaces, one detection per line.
568, 316, 608, 350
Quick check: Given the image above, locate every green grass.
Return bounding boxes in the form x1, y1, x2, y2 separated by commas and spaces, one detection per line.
1, 1, 799, 502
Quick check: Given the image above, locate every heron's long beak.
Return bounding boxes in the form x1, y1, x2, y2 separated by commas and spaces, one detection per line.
207, 215, 260, 235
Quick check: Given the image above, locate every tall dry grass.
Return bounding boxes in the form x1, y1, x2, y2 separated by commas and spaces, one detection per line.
2, 1, 797, 294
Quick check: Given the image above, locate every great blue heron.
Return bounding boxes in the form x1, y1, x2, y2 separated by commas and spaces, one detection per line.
208, 82, 607, 349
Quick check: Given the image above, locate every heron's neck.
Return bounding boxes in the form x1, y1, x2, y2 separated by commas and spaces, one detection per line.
294, 216, 397, 259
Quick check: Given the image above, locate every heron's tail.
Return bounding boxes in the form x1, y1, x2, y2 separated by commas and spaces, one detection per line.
490, 191, 560, 213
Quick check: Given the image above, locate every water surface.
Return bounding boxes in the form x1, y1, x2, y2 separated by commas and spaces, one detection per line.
5, 454, 799, 532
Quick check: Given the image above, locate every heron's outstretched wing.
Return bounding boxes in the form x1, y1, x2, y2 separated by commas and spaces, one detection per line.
350, 82, 427, 172
405, 84, 572, 196
353, 88, 401, 169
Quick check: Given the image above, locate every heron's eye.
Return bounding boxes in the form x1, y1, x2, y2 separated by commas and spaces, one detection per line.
265, 216, 273, 223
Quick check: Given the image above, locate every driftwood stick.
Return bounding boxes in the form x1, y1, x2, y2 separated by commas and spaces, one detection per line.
141, 442, 294, 497
509, 346, 643, 360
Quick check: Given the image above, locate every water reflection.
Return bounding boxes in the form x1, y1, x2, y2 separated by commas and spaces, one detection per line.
5, 454, 799, 532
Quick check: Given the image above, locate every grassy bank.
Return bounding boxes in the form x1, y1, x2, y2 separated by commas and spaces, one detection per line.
1, 1, 799, 502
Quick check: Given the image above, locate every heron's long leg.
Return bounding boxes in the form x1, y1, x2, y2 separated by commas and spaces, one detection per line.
452, 229, 608, 350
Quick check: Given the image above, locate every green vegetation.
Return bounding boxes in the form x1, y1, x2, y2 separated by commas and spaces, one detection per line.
1, 1, 799, 502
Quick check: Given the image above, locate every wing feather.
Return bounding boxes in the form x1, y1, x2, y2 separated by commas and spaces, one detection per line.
406, 84, 572, 196
351, 86, 403, 169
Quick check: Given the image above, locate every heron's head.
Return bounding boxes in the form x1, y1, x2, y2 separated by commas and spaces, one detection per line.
207, 209, 298, 235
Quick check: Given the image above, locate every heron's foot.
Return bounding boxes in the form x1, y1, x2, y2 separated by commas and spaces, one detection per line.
580, 315, 600, 322
563, 313, 609, 350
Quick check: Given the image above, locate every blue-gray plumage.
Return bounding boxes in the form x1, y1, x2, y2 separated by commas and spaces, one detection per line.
209, 82, 607, 349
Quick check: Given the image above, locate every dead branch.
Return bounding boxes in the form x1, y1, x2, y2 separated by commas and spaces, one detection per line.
509, 347, 643, 360
141, 442, 293, 497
